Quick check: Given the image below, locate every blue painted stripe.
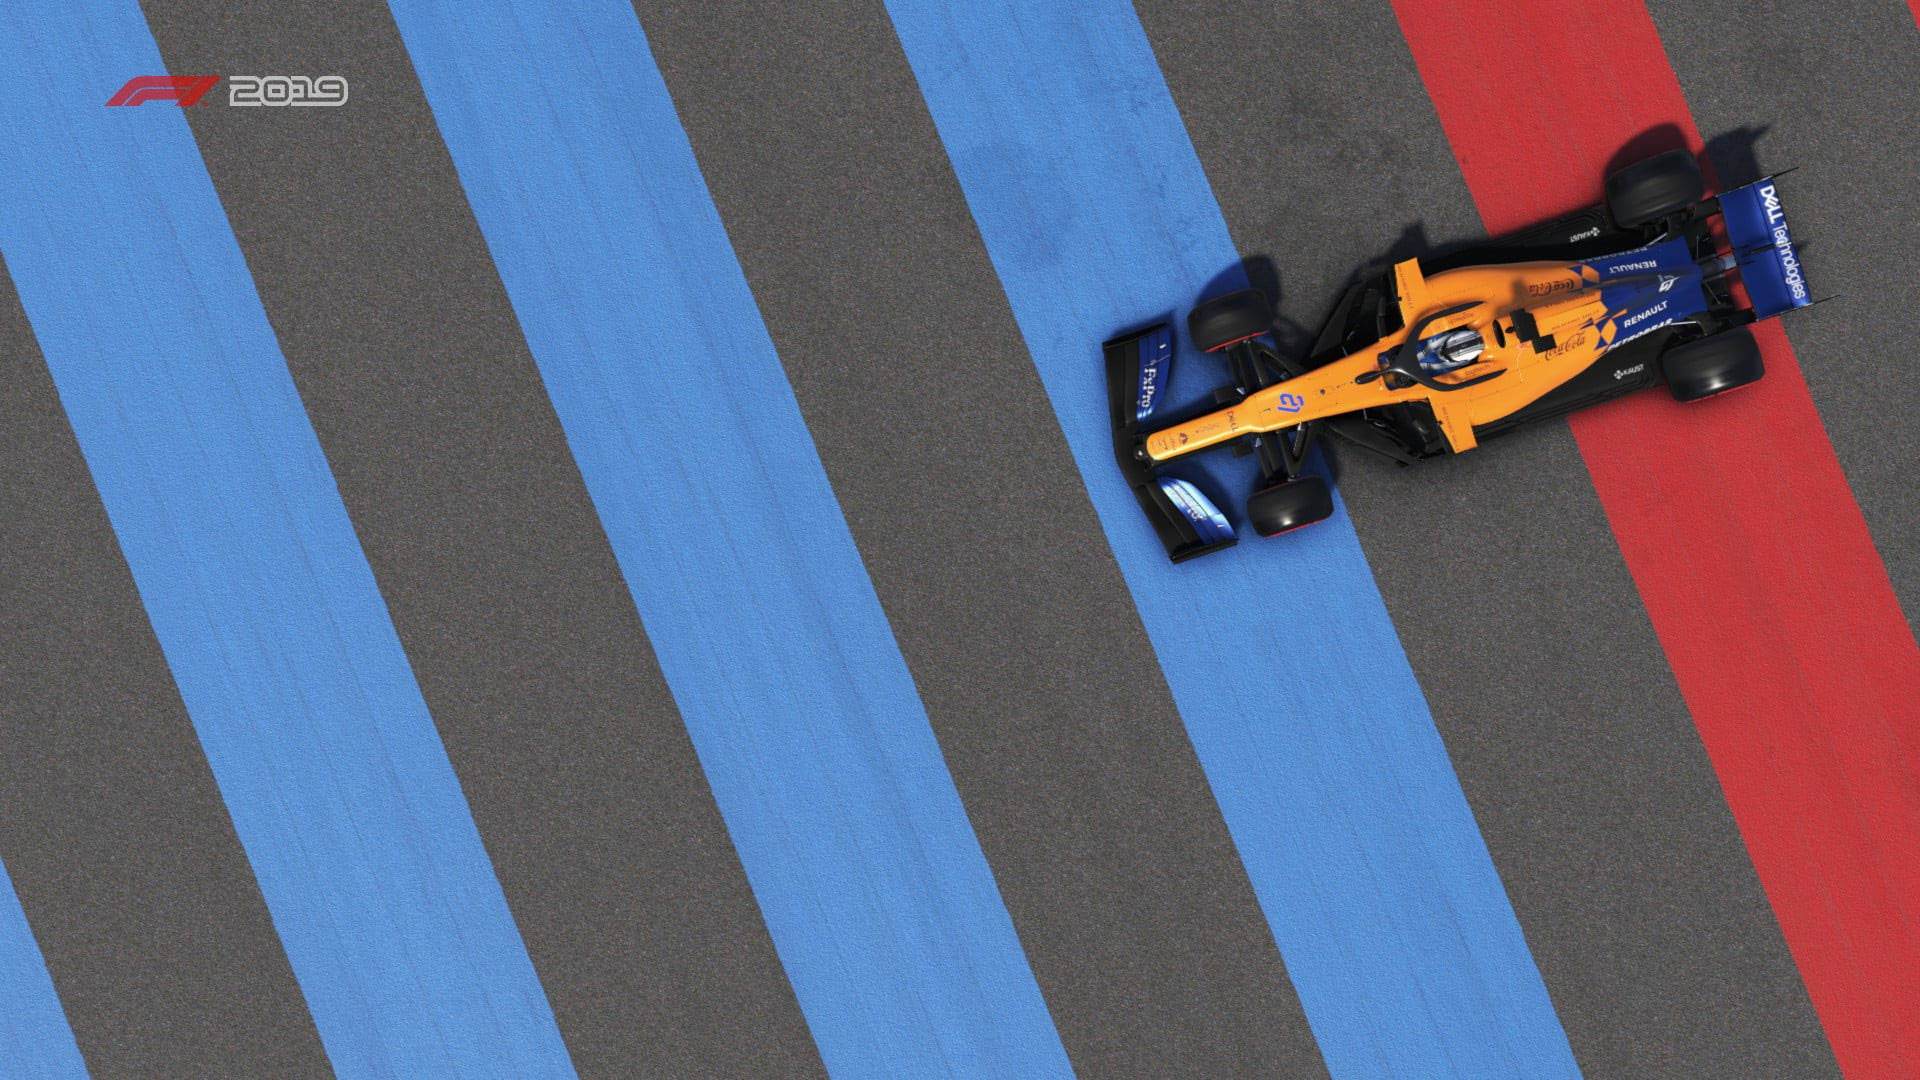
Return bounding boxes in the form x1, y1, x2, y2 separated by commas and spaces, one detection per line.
884, 4, 1580, 1077
0, 7, 572, 1076
383, 3, 1071, 1076
0, 858, 87, 1077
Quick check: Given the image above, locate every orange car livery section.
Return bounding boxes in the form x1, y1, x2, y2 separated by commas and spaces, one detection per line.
1143, 253, 1684, 462
887, 2, 1578, 1077
1392, 1, 1920, 1075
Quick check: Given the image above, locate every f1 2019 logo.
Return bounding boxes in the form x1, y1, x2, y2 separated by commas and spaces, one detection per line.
104, 75, 220, 106
106, 75, 348, 107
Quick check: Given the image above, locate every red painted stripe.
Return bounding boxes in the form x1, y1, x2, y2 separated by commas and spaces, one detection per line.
1390, 2, 1920, 1076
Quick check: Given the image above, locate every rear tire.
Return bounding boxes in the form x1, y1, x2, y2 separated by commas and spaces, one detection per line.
1606, 149, 1704, 229
1189, 289, 1274, 353
1248, 476, 1333, 537
1662, 329, 1765, 402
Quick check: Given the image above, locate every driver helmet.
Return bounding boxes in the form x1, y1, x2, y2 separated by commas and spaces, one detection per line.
1415, 327, 1486, 373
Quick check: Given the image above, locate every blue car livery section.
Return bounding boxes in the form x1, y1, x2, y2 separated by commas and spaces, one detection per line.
1717, 179, 1812, 319
0, 5, 574, 1077
383, 2, 1071, 1076
883, 3, 1579, 1077
1582, 239, 1712, 348
0, 857, 85, 1077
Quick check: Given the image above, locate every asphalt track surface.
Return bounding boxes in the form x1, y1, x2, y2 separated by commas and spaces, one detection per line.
0, 1, 1914, 1077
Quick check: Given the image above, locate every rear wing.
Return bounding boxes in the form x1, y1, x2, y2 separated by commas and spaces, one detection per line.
1717, 177, 1811, 319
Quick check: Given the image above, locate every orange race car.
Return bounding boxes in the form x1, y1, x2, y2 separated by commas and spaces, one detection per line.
1105, 150, 1815, 562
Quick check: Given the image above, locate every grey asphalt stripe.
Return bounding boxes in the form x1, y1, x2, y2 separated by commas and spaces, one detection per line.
631, 1, 1329, 1076
1136, 0, 1838, 1076
1646, 0, 1920, 639
0, 260, 331, 1078
134, 2, 823, 1075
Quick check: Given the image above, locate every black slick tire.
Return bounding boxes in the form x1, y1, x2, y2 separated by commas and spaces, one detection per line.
1189, 289, 1273, 353
1662, 329, 1765, 402
1248, 476, 1333, 537
1606, 149, 1705, 229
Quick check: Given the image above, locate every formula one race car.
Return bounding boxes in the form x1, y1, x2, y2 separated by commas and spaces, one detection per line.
1106, 151, 1813, 562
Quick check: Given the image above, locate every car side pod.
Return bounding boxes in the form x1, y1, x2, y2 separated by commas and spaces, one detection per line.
1104, 323, 1238, 562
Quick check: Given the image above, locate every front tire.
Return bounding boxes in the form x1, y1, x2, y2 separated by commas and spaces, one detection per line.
1662, 329, 1765, 402
1248, 476, 1333, 537
1189, 289, 1273, 353
1606, 149, 1704, 229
